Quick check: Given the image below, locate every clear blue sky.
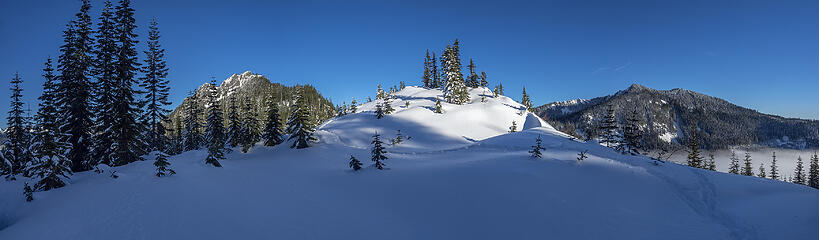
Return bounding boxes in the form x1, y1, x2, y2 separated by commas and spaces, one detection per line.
1, 0, 818, 127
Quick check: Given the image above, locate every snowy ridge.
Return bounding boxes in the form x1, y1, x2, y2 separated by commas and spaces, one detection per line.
0, 86, 817, 240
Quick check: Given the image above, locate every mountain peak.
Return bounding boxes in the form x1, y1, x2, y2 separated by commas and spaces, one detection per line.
626, 83, 650, 92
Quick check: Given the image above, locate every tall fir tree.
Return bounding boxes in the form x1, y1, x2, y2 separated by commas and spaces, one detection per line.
758, 163, 766, 178
139, 18, 170, 152
226, 94, 242, 147
422, 50, 432, 88
706, 154, 717, 171
620, 108, 642, 155
91, 0, 118, 166
728, 151, 741, 174
479, 71, 488, 87
107, 0, 145, 166
466, 59, 479, 88
203, 80, 225, 167
286, 88, 316, 149
57, 0, 96, 172
262, 98, 284, 146
808, 153, 818, 189
521, 87, 533, 112
686, 125, 703, 169
441, 40, 470, 104
240, 95, 260, 153
598, 104, 618, 148
182, 91, 203, 151
29, 58, 72, 191
769, 152, 779, 180
742, 152, 754, 176
371, 132, 387, 170
793, 156, 806, 185
4, 73, 32, 176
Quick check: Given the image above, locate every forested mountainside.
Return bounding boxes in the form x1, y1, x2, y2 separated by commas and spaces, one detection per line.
165, 71, 336, 135
535, 84, 819, 150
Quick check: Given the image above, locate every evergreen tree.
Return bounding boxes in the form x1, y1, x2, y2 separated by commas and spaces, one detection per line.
203, 80, 225, 167
598, 104, 618, 148
466, 59, 479, 88
153, 150, 175, 177
430, 51, 440, 88
521, 87, 532, 112
57, 0, 96, 172
376, 84, 385, 100
91, 0, 118, 166
240, 95, 260, 153
24, 183, 34, 202
28, 58, 72, 191
728, 151, 741, 174
182, 91, 203, 151
349, 99, 357, 113
383, 98, 395, 114
262, 98, 284, 146
374, 103, 385, 119
226, 95, 242, 147
479, 71, 488, 87
371, 132, 387, 170
509, 121, 517, 133
769, 152, 779, 180
706, 154, 717, 171
433, 99, 443, 114
808, 153, 818, 189
793, 156, 806, 185
577, 150, 588, 163
4, 73, 32, 176
758, 163, 766, 178
742, 152, 754, 176
139, 18, 170, 152
686, 125, 703, 169
620, 108, 642, 155
107, 0, 145, 167
349, 155, 362, 171
286, 88, 316, 149
422, 50, 432, 88
529, 135, 545, 158
441, 40, 469, 104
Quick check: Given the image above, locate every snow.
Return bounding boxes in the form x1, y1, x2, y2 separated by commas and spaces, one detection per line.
1, 86, 817, 239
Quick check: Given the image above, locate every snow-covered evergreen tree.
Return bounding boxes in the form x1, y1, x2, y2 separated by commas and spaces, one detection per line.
383, 98, 395, 115
139, 18, 170, 152
349, 155, 362, 171
728, 151, 740, 174
226, 95, 242, 148
376, 84, 385, 100
509, 121, 517, 133
107, 0, 145, 166
91, 0, 118, 166
182, 91, 203, 151
758, 163, 766, 178
577, 150, 588, 163
24, 183, 34, 202
203, 81, 225, 167
706, 154, 717, 171
371, 132, 387, 170
286, 88, 316, 149
768, 152, 779, 180
742, 152, 754, 176
479, 71, 488, 87
441, 40, 470, 104
240, 95, 260, 153
793, 156, 806, 185
57, 0, 95, 172
598, 104, 618, 148
529, 135, 545, 158
28, 58, 72, 191
4, 73, 32, 176
422, 50, 432, 88
349, 99, 358, 113
262, 98, 284, 147
375, 103, 385, 119
433, 99, 443, 114
686, 125, 703, 169
808, 153, 818, 189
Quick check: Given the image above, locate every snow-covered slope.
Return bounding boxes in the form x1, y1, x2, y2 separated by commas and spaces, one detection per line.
1, 87, 817, 240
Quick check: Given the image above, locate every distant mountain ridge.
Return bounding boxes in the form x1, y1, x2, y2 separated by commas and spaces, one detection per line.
534, 84, 819, 150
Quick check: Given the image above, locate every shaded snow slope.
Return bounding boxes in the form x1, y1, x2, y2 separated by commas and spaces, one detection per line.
1, 87, 817, 240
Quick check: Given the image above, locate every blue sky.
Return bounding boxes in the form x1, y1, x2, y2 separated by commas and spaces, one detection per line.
1, 0, 818, 127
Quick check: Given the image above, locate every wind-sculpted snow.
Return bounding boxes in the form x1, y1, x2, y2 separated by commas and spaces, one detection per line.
0, 86, 816, 240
